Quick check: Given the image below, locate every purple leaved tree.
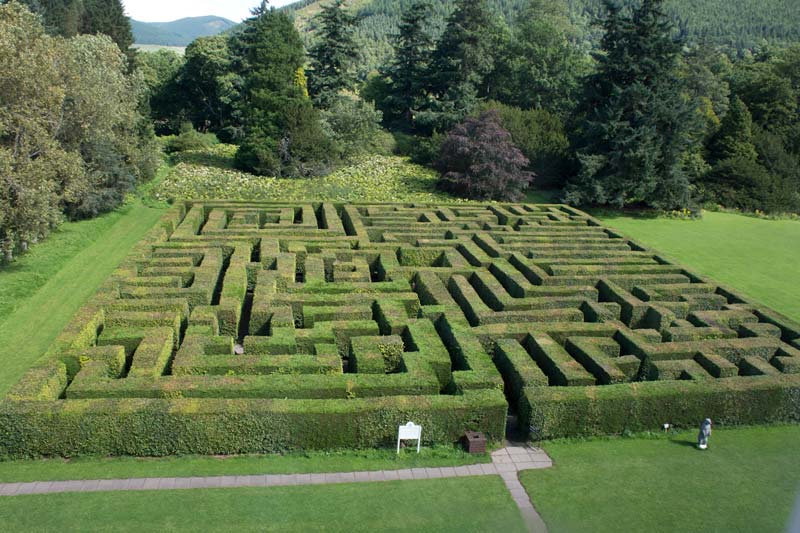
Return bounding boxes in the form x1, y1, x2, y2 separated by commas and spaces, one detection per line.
435, 110, 534, 201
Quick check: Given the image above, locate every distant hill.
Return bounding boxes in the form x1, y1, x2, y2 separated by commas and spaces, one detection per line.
283, 0, 800, 75
132, 16, 236, 47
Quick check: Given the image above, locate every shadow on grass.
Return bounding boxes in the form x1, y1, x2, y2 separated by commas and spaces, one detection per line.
669, 439, 700, 449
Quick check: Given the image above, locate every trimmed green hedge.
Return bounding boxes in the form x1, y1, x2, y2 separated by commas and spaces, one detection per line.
0, 390, 507, 458
522, 375, 800, 439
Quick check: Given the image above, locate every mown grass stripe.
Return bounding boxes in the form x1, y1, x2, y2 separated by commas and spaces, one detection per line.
0, 202, 165, 395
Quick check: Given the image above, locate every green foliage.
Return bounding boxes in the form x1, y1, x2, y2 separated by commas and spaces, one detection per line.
566, 0, 699, 210
233, 7, 332, 177
80, 0, 133, 57
419, 0, 506, 132
153, 149, 463, 204
307, 0, 359, 107
708, 96, 758, 162
180, 35, 242, 140
729, 57, 797, 133
321, 96, 394, 160
286, 0, 800, 76
474, 101, 570, 188
490, 0, 590, 116
700, 156, 799, 213
0, 4, 157, 259
523, 376, 800, 439
15, 0, 134, 56
135, 49, 187, 134
380, 0, 436, 130
165, 123, 220, 154
0, 389, 507, 456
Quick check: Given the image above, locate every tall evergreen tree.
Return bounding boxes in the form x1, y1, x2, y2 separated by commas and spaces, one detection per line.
234, 4, 331, 176
80, 0, 133, 56
565, 0, 698, 209
418, 0, 504, 131
382, 0, 434, 130
307, 0, 359, 108
708, 96, 758, 163
16, 0, 83, 36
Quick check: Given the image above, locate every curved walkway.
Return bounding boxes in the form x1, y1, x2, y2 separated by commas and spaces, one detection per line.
0, 445, 552, 532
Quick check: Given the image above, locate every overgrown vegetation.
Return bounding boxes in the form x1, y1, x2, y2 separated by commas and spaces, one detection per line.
153, 147, 461, 204
0, 2, 158, 262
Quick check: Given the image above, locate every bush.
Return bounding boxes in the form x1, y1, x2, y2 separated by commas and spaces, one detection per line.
236, 102, 335, 178
700, 156, 800, 213
435, 110, 534, 201
165, 123, 220, 154
321, 96, 395, 161
405, 132, 446, 167
234, 132, 282, 176
474, 101, 570, 188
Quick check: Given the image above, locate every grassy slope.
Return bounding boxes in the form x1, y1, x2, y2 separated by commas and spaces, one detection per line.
601, 211, 800, 321
523, 425, 800, 533
0, 477, 526, 533
0, 201, 165, 395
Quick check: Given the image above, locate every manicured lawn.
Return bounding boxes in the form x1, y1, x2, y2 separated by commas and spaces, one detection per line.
0, 447, 489, 483
0, 209, 125, 324
523, 425, 800, 533
601, 211, 800, 321
0, 200, 165, 395
0, 476, 526, 533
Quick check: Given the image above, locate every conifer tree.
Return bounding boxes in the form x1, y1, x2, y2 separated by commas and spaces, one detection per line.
308, 0, 359, 108
234, 4, 331, 176
565, 0, 698, 209
383, 0, 434, 130
418, 0, 504, 131
17, 0, 83, 36
80, 0, 133, 56
708, 96, 758, 163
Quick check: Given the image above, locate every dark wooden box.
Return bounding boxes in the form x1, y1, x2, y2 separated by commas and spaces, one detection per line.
463, 431, 487, 454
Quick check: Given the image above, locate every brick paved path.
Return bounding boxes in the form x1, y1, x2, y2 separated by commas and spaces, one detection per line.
0, 445, 552, 532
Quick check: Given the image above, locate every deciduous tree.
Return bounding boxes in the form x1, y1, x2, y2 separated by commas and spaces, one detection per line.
436, 110, 533, 201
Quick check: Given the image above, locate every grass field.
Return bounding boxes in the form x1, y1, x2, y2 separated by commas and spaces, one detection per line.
133, 44, 186, 54
0, 200, 165, 395
602, 211, 800, 321
0, 476, 526, 533
525, 425, 800, 532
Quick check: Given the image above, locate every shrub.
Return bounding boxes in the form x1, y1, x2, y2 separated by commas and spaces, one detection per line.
407, 132, 446, 167
435, 110, 534, 201
321, 96, 394, 161
235, 132, 282, 177
700, 156, 800, 213
165, 123, 220, 154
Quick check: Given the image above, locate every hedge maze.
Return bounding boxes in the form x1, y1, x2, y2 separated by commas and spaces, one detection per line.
2, 201, 799, 457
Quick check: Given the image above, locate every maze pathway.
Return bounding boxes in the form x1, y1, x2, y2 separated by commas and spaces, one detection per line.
2, 202, 798, 457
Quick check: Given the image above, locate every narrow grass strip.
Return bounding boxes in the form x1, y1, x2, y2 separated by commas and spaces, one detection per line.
0, 201, 165, 394
0, 447, 490, 483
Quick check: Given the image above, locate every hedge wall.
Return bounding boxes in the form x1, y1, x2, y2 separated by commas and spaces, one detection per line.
521, 375, 800, 439
0, 390, 507, 458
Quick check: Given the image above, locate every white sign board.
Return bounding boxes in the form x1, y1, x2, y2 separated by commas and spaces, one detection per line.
397, 422, 422, 454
